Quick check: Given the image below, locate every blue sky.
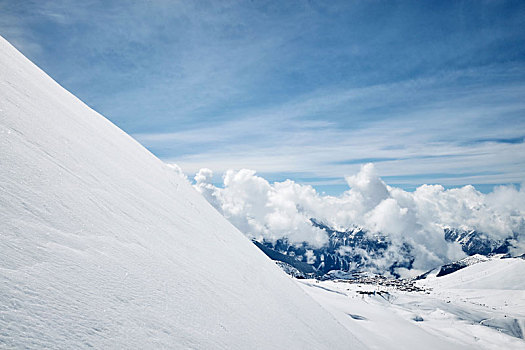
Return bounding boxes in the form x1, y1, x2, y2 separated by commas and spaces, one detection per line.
1, 0, 524, 194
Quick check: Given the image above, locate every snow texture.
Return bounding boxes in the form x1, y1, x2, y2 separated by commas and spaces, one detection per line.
0, 36, 362, 349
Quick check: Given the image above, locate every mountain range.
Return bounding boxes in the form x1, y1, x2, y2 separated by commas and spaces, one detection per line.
256, 218, 519, 278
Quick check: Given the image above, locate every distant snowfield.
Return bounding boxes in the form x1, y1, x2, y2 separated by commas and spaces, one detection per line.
298, 258, 525, 350
0, 35, 362, 349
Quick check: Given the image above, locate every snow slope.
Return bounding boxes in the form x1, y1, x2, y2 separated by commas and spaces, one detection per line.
0, 36, 362, 349
298, 258, 525, 349
422, 256, 525, 290
419, 258, 525, 342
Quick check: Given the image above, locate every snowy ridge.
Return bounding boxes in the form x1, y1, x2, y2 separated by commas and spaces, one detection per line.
415, 254, 507, 279
0, 36, 361, 349
435, 254, 493, 277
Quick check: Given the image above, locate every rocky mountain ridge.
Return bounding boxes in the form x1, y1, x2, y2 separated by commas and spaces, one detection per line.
256, 219, 519, 279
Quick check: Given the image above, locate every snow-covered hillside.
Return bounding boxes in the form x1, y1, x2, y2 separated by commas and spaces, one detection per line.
298, 257, 525, 349
0, 36, 363, 349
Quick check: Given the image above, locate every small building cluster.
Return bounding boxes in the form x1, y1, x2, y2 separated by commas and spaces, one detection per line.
335, 272, 426, 293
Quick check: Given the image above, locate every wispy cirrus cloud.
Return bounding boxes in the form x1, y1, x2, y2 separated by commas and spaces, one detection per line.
1, 0, 524, 193
135, 70, 525, 190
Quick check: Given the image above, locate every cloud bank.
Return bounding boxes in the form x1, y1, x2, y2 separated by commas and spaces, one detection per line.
191, 164, 525, 274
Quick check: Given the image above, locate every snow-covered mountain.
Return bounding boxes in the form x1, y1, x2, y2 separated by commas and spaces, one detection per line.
444, 227, 513, 256
0, 36, 363, 349
258, 219, 519, 279
258, 219, 412, 277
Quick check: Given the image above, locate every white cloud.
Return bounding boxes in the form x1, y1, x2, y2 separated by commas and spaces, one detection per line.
305, 250, 316, 264
190, 163, 525, 272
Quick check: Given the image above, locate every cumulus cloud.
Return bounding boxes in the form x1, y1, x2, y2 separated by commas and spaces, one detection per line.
166, 163, 188, 180
190, 163, 525, 273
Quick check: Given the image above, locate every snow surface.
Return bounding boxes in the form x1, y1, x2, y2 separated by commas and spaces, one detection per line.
0, 36, 363, 349
298, 258, 525, 350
